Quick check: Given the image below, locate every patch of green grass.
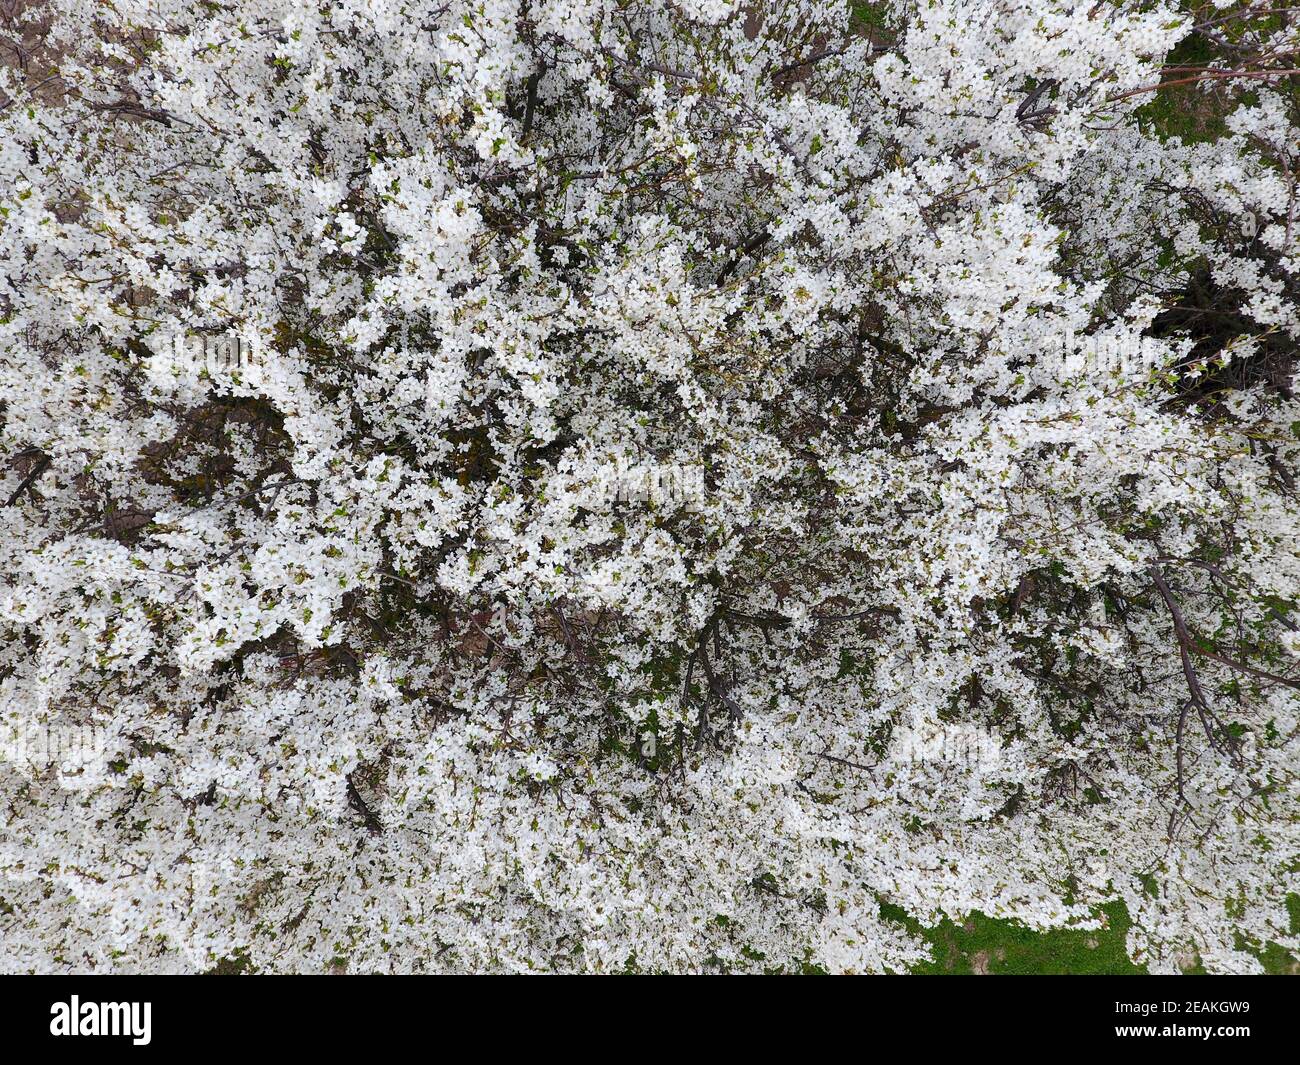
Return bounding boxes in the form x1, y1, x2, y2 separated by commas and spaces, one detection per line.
206, 951, 253, 975
1234, 893, 1300, 975
1252, 939, 1300, 976
1133, 32, 1236, 144
882, 895, 1300, 974
849, 2, 891, 32
885, 901, 1146, 975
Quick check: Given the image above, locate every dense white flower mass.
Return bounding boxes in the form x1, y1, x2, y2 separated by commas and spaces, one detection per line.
1, 0, 1299, 974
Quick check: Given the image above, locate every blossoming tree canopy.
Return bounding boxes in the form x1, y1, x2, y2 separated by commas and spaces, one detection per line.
1, 0, 1299, 973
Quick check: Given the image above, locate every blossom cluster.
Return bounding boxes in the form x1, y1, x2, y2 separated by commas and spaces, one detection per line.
1, 0, 1298, 973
